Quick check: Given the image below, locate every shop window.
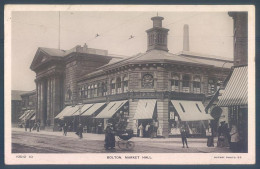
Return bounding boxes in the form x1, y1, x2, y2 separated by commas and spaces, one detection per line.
91, 85, 94, 98
171, 75, 179, 91
142, 73, 154, 88
182, 75, 190, 93
111, 79, 116, 95
193, 77, 201, 94
123, 76, 128, 92
116, 77, 122, 94
97, 83, 101, 97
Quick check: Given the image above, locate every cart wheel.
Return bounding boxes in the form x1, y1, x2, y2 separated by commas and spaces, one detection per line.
126, 141, 135, 150
118, 141, 127, 150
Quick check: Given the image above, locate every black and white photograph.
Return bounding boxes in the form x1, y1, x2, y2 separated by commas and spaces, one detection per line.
4, 5, 255, 165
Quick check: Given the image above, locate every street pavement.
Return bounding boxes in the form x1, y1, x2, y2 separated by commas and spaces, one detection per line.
12, 127, 232, 153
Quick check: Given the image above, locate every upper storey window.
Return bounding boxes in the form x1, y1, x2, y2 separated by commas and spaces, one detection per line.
193, 77, 201, 94
171, 75, 179, 92
102, 82, 107, 96
116, 77, 122, 94
142, 73, 154, 88
182, 75, 190, 93
208, 78, 216, 94
111, 79, 116, 95
123, 76, 128, 92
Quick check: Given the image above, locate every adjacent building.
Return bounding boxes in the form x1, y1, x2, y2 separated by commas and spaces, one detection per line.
30, 15, 233, 137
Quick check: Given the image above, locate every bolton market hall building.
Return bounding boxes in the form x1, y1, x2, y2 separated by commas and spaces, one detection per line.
28, 15, 233, 138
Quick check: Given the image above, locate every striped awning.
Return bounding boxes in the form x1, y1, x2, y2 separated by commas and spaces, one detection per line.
81, 103, 106, 116
26, 110, 35, 120
218, 66, 248, 106
72, 104, 94, 116
30, 114, 36, 120
55, 106, 72, 119
63, 105, 80, 117
95, 100, 128, 119
19, 110, 30, 120
171, 100, 213, 121
133, 99, 157, 119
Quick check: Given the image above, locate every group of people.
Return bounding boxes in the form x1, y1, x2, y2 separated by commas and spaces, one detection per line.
138, 120, 159, 138
24, 120, 40, 132
217, 121, 240, 151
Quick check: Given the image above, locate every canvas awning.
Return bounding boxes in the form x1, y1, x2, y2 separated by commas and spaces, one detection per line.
81, 103, 106, 116
30, 114, 36, 120
62, 105, 80, 117
72, 104, 94, 116
95, 100, 128, 119
26, 110, 35, 120
19, 110, 30, 120
55, 106, 72, 119
218, 66, 248, 106
171, 100, 213, 121
133, 99, 157, 119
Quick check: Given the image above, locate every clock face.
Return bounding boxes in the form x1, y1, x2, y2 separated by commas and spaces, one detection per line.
142, 74, 154, 88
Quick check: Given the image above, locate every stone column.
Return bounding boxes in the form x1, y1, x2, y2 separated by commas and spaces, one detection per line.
40, 81, 44, 126
35, 81, 39, 120
47, 78, 50, 123
127, 99, 138, 133
157, 99, 169, 137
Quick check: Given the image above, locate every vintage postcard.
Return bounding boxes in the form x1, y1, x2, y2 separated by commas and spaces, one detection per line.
4, 5, 255, 165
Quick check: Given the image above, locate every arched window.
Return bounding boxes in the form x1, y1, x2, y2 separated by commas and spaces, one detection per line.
97, 83, 101, 97
67, 88, 72, 100
111, 79, 116, 95
208, 78, 216, 94
91, 84, 94, 98
80, 86, 84, 98
123, 76, 128, 92
84, 85, 88, 98
94, 84, 98, 97
102, 82, 107, 96
116, 77, 122, 94
182, 75, 190, 93
193, 77, 201, 94
171, 75, 179, 91
88, 85, 91, 98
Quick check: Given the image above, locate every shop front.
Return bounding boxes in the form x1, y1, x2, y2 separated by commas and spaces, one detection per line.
169, 100, 213, 137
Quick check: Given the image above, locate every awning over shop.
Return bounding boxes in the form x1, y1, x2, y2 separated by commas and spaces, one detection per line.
81, 103, 106, 116
218, 66, 248, 106
72, 104, 94, 116
62, 105, 80, 117
95, 100, 128, 119
19, 110, 30, 120
133, 99, 157, 120
55, 106, 72, 119
26, 110, 35, 120
30, 114, 36, 120
171, 100, 213, 121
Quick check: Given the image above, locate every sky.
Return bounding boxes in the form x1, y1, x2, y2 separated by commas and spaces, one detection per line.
11, 11, 234, 91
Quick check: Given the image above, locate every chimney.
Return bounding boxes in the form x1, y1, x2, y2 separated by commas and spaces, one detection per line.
183, 24, 190, 51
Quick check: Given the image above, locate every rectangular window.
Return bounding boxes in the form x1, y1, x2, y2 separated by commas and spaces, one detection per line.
171, 80, 179, 91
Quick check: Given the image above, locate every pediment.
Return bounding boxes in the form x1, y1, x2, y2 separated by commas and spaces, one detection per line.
30, 48, 52, 71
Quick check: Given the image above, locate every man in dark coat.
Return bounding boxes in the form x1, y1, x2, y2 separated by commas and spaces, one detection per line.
77, 124, 83, 139
180, 123, 189, 148
104, 124, 116, 150
63, 123, 68, 136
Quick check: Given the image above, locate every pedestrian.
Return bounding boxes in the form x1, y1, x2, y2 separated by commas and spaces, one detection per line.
36, 121, 40, 132
29, 121, 32, 132
25, 119, 29, 131
76, 124, 83, 139
229, 124, 240, 151
104, 124, 116, 150
217, 121, 229, 147
63, 123, 68, 136
138, 123, 144, 137
154, 120, 159, 138
145, 123, 151, 138
206, 123, 214, 147
180, 123, 189, 148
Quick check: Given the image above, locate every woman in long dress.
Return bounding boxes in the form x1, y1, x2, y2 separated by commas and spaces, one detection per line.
138, 123, 144, 137
104, 125, 116, 150
229, 124, 240, 151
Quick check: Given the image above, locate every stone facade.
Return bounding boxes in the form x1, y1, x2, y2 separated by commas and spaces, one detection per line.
30, 15, 233, 137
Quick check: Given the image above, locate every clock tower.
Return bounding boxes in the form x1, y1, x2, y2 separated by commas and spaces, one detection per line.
146, 15, 169, 52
